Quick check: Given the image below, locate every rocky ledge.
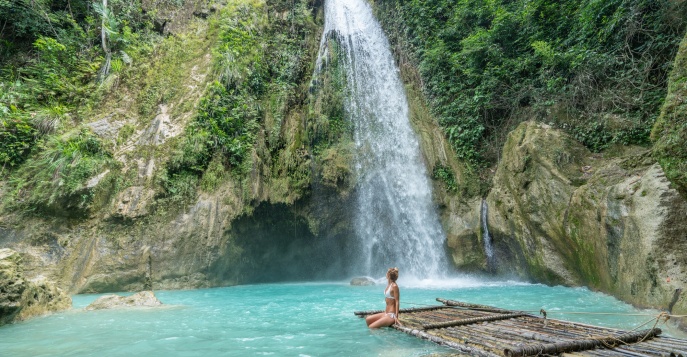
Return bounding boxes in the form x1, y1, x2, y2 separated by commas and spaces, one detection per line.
0, 248, 71, 325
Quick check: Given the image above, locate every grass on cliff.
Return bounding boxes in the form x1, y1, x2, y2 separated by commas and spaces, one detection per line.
4, 128, 118, 215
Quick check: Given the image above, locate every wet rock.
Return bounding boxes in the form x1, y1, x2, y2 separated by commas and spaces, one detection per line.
0, 249, 71, 325
350, 277, 376, 286
138, 105, 181, 146
0, 249, 25, 325
85, 291, 162, 310
86, 170, 111, 189
18, 276, 72, 321
487, 121, 687, 320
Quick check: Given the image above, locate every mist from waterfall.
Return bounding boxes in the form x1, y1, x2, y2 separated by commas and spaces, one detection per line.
314, 0, 448, 280
481, 199, 495, 270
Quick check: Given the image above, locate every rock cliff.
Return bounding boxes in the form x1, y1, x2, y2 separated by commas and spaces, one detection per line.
0, 249, 71, 325
484, 121, 686, 319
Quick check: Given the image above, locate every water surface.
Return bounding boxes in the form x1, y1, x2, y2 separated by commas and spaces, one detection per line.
0, 279, 677, 356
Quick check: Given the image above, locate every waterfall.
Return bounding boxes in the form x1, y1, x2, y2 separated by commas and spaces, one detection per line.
315, 0, 448, 280
480, 199, 495, 269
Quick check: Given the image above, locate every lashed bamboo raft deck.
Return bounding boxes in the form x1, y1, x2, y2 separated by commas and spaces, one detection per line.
355, 298, 687, 356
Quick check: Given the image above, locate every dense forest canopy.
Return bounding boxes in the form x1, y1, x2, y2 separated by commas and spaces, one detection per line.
0, 0, 318, 215
2, 0, 687, 201
376, 0, 687, 185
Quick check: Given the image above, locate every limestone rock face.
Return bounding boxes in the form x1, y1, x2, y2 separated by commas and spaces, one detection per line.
18, 276, 72, 321
443, 197, 485, 271
85, 291, 162, 310
0, 249, 71, 325
112, 186, 154, 219
487, 121, 687, 316
0, 249, 25, 324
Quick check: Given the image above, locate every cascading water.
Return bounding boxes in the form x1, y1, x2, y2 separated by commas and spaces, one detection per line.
315, 0, 448, 280
480, 199, 495, 270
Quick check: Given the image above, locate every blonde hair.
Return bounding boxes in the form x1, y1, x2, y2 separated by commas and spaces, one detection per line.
387, 267, 399, 282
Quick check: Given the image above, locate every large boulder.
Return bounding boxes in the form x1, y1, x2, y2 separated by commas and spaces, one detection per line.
0, 249, 71, 325
486, 121, 687, 318
85, 291, 162, 310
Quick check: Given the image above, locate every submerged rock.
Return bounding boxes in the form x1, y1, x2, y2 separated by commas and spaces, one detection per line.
350, 277, 376, 286
0, 248, 71, 325
85, 291, 162, 310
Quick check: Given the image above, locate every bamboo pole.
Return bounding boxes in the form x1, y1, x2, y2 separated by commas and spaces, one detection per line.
437, 298, 517, 314
642, 339, 687, 355
615, 344, 675, 357
476, 321, 561, 343
440, 326, 508, 352
423, 313, 527, 330
354, 305, 450, 316
392, 325, 501, 357
503, 328, 662, 357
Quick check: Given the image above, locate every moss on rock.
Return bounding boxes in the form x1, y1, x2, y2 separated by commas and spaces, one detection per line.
652, 31, 687, 198
0, 249, 71, 325
487, 121, 687, 317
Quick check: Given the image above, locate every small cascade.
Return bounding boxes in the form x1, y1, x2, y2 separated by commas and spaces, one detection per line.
481, 199, 495, 270
314, 0, 448, 280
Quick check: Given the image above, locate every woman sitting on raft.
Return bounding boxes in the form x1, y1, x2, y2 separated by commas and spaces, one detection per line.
366, 267, 401, 328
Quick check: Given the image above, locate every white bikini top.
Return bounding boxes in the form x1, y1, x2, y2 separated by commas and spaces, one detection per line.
384, 285, 395, 300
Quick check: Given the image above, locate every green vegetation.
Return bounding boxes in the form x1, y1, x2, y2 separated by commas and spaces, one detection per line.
0, 115, 37, 170
0, 0, 165, 116
159, 0, 320, 202
432, 165, 458, 193
309, 39, 350, 152
6, 128, 116, 214
376, 0, 687, 171
652, 32, 687, 196
0, 0, 191, 214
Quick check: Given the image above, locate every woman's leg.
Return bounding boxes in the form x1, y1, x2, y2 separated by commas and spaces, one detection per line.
365, 312, 385, 326
368, 314, 395, 329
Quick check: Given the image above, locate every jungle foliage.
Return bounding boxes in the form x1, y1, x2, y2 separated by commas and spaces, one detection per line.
376, 0, 687, 169
0, 0, 177, 212
160, 0, 319, 200
6, 128, 116, 214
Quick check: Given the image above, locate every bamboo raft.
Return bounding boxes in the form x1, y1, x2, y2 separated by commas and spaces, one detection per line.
355, 298, 687, 356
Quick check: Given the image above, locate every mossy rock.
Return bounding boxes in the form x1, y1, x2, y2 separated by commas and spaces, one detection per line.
652, 31, 687, 198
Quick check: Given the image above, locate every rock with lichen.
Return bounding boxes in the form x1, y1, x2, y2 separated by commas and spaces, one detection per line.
0, 248, 71, 325
486, 121, 687, 319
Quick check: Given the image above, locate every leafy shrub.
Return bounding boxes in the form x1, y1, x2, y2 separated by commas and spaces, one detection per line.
433, 165, 458, 192
0, 114, 37, 170
7, 128, 114, 213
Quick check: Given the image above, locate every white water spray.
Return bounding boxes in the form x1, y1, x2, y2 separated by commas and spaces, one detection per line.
315, 0, 448, 280
481, 199, 495, 269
